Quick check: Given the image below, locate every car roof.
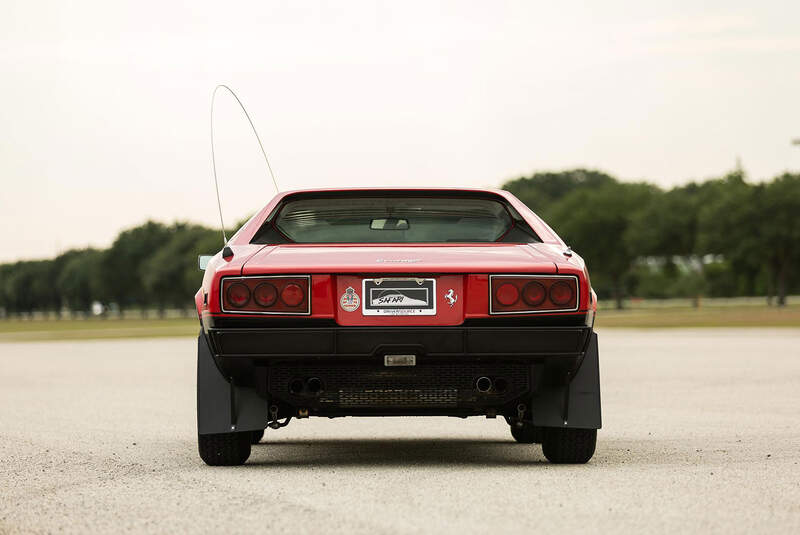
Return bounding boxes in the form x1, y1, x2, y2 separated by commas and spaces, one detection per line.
272, 186, 514, 201
279, 186, 505, 193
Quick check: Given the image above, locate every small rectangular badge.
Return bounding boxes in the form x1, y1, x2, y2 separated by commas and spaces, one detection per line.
384, 354, 416, 367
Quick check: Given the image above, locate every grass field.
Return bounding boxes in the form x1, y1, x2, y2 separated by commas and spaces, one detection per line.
0, 318, 199, 342
0, 304, 798, 342
595, 304, 800, 328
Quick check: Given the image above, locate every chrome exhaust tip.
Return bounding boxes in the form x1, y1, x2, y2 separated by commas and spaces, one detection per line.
475, 376, 493, 393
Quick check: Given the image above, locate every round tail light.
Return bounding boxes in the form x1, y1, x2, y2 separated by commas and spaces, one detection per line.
549, 281, 574, 306
495, 283, 519, 306
226, 283, 251, 308
522, 281, 546, 306
280, 283, 305, 306
253, 282, 278, 307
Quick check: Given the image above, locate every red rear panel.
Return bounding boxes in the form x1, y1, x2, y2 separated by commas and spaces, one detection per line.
333, 274, 465, 326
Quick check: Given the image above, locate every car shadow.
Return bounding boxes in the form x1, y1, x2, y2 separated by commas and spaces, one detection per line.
181, 434, 713, 469
246, 437, 549, 467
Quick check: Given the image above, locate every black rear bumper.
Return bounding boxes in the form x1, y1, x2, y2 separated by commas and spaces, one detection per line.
207, 325, 591, 359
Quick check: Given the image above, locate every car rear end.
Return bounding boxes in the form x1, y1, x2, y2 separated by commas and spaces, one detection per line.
196, 189, 601, 465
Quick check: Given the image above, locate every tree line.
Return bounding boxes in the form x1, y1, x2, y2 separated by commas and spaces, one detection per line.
504, 169, 800, 308
0, 222, 227, 317
0, 168, 798, 316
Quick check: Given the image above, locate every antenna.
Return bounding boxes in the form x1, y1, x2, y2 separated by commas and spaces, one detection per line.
210, 84, 280, 251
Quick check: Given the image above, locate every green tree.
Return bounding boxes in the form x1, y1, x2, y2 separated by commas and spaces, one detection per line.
140, 224, 221, 312
626, 179, 738, 306
55, 249, 105, 313
759, 173, 800, 305
102, 221, 171, 312
697, 173, 764, 299
0, 260, 58, 316
0, 264, 11, 315
628, 188, 689, 257
504, 169, 617, 220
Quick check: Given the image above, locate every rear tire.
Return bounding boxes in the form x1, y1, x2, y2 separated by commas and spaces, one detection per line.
541, 427, 597, 464
198, 432, 251, 466
510, 422, 543, 444
250, 429, 265, 444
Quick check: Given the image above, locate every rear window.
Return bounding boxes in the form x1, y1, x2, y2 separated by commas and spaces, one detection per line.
260, 195, 538, 244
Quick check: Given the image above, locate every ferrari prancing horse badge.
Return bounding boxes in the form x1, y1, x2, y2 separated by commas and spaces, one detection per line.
445, 289, 457, 307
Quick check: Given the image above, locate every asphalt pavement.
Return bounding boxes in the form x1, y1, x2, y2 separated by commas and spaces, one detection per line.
1, 329, 799, 534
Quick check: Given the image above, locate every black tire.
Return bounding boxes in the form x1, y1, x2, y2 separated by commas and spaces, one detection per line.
541, 427, 597, 464
250, 429, 265, 444
198, 432, 251, 466
510, 422, 543, 444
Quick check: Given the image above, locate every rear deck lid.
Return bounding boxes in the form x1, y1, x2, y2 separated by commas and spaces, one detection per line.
240, 244, 558, 274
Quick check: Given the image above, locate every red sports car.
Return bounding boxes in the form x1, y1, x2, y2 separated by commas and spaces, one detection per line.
196, 188, 600, 465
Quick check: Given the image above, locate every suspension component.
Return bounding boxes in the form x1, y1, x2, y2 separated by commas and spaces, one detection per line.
516, 403, 527, 426
267, 404, 293, 429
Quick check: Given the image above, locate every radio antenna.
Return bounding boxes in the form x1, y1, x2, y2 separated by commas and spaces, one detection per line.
210, 84, 280, 246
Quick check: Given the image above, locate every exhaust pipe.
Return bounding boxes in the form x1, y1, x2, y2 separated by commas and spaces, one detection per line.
475, 376, 493, 393
289, 378, 305, 395
307, 377, 323, 394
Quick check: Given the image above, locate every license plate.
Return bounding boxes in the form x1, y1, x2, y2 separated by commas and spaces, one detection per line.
362, 278, 436, 316
384, 354, 416, 367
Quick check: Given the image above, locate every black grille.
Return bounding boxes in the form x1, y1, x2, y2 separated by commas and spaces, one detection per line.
268, 362, 529, 408
336, 388, 458, 407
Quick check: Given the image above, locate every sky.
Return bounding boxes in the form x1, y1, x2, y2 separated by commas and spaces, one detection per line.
1, 0, 799, 262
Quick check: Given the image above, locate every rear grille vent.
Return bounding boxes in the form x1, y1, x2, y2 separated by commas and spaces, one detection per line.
268, 362, 528, 409
335, 388, 458, 407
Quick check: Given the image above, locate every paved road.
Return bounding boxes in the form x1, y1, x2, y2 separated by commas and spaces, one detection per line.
1, 329, 799, 534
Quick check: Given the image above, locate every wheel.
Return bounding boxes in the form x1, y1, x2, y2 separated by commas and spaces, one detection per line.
510, 422, 543, 444
198, 432, 251, 466
250, 429, 265, 444
541, 427, 597, 464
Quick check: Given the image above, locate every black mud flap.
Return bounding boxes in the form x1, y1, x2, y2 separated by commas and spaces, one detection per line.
530, 332, 602, 429
197, 332, 268, 435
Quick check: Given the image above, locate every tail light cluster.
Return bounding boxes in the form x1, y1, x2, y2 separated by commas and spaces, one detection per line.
490, 275, 579, 314
221, 276, 310, 314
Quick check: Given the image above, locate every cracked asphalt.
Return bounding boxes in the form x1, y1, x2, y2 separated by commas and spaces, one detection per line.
1, 329, 799, 534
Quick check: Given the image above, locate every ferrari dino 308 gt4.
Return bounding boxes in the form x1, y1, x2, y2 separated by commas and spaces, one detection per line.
196, 188, 600, 465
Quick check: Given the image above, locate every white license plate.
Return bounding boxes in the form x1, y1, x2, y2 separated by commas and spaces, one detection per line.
362, 278, 436, 316
384, 354, 416, 367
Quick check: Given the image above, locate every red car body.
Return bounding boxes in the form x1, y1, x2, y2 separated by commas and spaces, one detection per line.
195, 188, 601, 465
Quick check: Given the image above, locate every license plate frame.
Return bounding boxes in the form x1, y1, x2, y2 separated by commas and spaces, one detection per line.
361, 278, 437, 316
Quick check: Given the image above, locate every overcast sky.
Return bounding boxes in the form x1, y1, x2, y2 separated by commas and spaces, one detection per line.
2, 0, 799, 262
